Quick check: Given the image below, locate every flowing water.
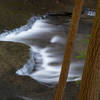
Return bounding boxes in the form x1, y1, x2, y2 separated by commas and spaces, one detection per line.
0, 14, 93, 84
0, 11, 95, 99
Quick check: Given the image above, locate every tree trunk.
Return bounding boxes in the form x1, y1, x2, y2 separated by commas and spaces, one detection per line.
78, 0, 100, 100
54, 0, 83, 100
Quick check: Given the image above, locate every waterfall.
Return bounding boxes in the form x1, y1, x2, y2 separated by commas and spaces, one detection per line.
0, 15, 84, 85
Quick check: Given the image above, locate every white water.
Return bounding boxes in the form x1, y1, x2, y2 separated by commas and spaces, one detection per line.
0, 17, 84, 85
86, 9, 96, 16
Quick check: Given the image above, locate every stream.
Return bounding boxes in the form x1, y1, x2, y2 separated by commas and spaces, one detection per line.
0, 11, 95, 99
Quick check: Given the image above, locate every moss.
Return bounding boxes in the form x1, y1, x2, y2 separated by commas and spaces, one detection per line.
75, 80, 81, 86
75, 51, 86, 59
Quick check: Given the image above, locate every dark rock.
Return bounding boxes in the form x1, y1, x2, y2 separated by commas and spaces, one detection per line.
7, 97, 24, 100
0, 0, 97, 32
0, 41, 29, 76
0, 42, 52, 99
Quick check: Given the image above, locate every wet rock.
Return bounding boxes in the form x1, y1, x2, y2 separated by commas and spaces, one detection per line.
0, 41, 52, 99
7, 97, 24, 100
0, 42, 80, 100
0, 42, 29, 75
0, 0, 97, 32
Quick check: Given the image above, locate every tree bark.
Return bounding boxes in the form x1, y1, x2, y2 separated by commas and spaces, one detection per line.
78, 0, 100, 100
54, 0, 83, 100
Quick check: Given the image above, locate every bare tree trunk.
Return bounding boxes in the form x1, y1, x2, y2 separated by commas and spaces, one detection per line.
54, 0, 83, 100
78, 0, 100, 100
